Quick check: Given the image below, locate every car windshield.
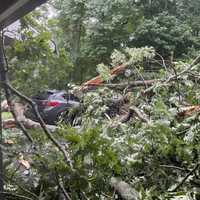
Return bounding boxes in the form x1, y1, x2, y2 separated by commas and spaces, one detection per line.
31, 90, 55, 100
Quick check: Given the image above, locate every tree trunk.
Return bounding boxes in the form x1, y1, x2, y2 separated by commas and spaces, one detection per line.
0, 34, 5, 200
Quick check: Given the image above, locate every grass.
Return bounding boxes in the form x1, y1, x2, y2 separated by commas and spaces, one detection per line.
2, 112, 13, 120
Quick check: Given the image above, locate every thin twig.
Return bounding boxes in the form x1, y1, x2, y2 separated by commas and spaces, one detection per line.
166, 54, 200, 83
104, 113, 112, 121
133, 65, 148, 89
169, 163, 200, 192
58, 180, 72, 200
170, 64, 182, 103
55, 170, 72, 200
130, 106, 150, 123
160, 165, 186, 171
0, 191, 34, 200
0, 173, 39, 200
80, 191, 90, 200
155, 52, 168, 72
188, 71, 200, 77
144, 54, 200, 95
112, 189, 116, 199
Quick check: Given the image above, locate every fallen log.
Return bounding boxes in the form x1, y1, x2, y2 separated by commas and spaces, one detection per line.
3, 118, 57, 132
1, 101, 57, 132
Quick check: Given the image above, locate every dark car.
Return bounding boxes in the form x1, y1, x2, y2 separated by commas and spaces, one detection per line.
24, 90, 81, 125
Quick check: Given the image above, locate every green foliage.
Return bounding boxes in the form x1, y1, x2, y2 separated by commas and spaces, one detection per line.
131, 13, 196, 57
7, 30, 73, 95
3, 0, 200, 199
97, 63, 112, 82
5, 0, 195, 87
95, 47, 155, 82
4, 47, 200, 199
51, 0, 200, 82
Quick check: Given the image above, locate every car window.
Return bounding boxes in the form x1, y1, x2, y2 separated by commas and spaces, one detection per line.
32, 91, 52, 100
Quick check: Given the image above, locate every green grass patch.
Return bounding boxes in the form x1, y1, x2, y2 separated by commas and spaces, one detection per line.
2, 112, 13, 120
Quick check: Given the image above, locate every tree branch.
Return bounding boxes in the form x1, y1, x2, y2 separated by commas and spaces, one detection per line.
57, 179, 72, 200
169, 163, 200, 192
82, 80, 159, 91
6, 83, 74, 171
0, 191, 34, 200
130, 106, 150, 123
143, 54, 200, 95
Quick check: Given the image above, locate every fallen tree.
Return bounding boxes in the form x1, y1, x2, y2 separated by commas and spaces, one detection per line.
1, 44, 200, 199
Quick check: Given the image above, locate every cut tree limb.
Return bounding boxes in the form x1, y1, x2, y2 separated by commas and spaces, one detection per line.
3, 118, 57, 132
1, 102, 57, 132
91, 80, 159, 90
81, 63, 128, 90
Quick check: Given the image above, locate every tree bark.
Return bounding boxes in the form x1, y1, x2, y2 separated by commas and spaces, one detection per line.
0, 33, 4, 200
2, 102, 56, 132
